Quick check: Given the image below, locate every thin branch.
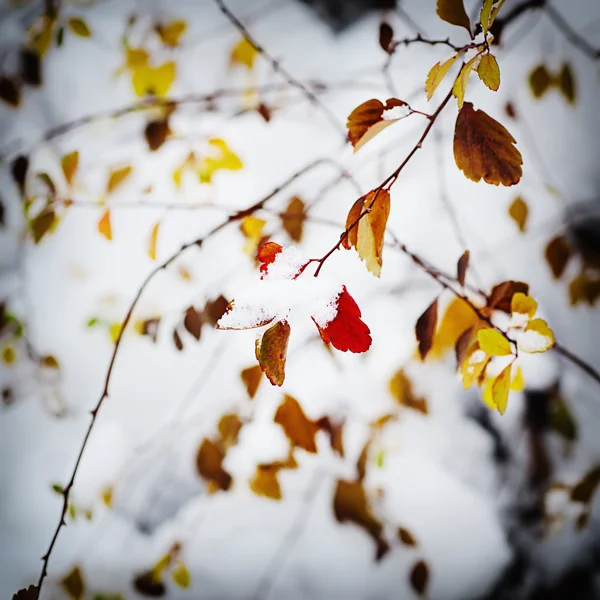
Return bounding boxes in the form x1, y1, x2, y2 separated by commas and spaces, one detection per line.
213, 0, 347, 141
33, 158, 330, 599
545, 3, 600, 60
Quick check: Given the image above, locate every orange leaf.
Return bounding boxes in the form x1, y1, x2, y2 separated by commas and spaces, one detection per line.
274, 395, 320, 453
98, 210, 112, 240
346, 98, 407, 152
196, 438, 232, 491
508, 196, 528, 232
257, 241, 283, 276
343, 197, 364, 250
250, 464, 282, 500
256, 320, 291, 386
454, 102, 522, 186
241, 365, 263, 398
415, 298, 438, 360
313, 286, 371, 353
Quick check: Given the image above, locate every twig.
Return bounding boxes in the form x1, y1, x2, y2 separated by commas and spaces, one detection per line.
544, 3, 600, 60
213, 0, 347, 141
33, 158, 330, 599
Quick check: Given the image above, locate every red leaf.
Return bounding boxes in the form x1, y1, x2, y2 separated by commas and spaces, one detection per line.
313, 286, 371, 353
257, 241, 283, 275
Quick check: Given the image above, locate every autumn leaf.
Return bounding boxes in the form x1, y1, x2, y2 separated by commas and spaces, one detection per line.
250, 464, 282, 500
545, 235, 572, 279
183, 306, 203, 340
173, 328, 184, 351
218, 413, 243, 448
425, 53, 460, 101
257, 241, 283, 276
452, 55, 481, 109
477, 328, 512, 356
457, 250, 469, 286
197, 138, 243, 184
230, 37, 258, 69
133, 571, 166, 597
98, 210, 112, 240
156, 20, 187, 47
436, 0, 471, 34
488, 280, 529, 312
20, 49, 41, 86
68, 18, 92, 38
61, 151, 79, 185
274, 395, 320, 453
333, 479, 389, 560
196, 438, 232, 491
171, 561, 191, 589
132, 61, 176, 98
480, 0, 506, 34
107, 165, 132, 194
241, 365, 263, 398
389, 369, 428, 414
529, 64, 552, 99
571, 465, 600, 504
12, 586, 38, 600
204, 295, 229, 325
398, 527, 418, 547
508, 196, 528, 232
558, 62, 576, 104
519, 318, 555, 353
147, 221, 160, 261
379, 22, 394, 54
313, 286, 371, 353
145, 119, 170, 151
0, 76, 21, 108
30, 207, 56, 243
11, 155, 29, 195
569, 273, 600, 306
410, 560, 430, 597
454, 102, 522, 186
256, 320, 291, 386
477, 53, 500, 91
429, 297, 481, 359
460, 342, 490, 389
490, 362, 512, 414
415, 298, 438, 360
346, 98, 408, 152
61, 565, 85, 600
281, 196, 305, 242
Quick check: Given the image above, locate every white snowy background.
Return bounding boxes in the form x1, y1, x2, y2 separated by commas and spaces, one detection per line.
1, 0, 600, 598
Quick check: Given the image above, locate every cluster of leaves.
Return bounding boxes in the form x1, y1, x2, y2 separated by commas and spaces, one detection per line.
529, 62, 576, 104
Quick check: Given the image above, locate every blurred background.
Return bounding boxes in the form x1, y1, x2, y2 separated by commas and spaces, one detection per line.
1, 0, 600, 598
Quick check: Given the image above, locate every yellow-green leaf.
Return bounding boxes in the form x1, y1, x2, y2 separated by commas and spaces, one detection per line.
68, 18, 92, 38
477, 53, 500, 91
436, 0, 471, 34
477, 328, 512, 356
425, 53, 460, 101
529, 64, 552, 99
452, 55, 479, 109
61, 151, 79, 185
480, 0, 505, 34
508, 196, 528, 232
171, 561, 191, 589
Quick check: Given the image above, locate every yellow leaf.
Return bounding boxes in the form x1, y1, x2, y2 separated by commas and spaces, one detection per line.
98, 210, 112, 240
511, 292, 537, 320
557, 62, 576, 104
511, 365, 525, 391
389, 369, 428, 414
453, 102, 522, 186
529, 64, 552, 99
492, 363, 512, 414
132, 61, 176, 98
425, 54, 460, 101
1, 344, 16, 365
240, 216, 266, 243
508, 196, 528, 232
126, 47, 149, 69
109, 322, 122, 342
519, 318, 555, 353
460, 343, 490, 389
197, 139, 243, 184
429, 297, 481, 359
67, 17, 91, 38
436, 0, 471, 34
230, 37, 258, 70
477, 328, 512, 356
480, 0, 505, 34
452, 55, 479, 109
171, 561, 191, 589
27, 15, 54, 57
148, 221, 159, 261
61, 151, 79, 185
107, 165, 132, 194
477, 53, 500, 91
101, 485, 113, 507
156, 20, 187, 47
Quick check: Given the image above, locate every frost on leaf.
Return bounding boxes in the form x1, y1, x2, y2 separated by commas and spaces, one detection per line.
460, 342, 490, 389
545, 235, 573, 279
436, 0, 471, 34
333, 479, 390, 560
425, 54, 460, 101
454, 102, 522, 186
313, 286, 371, 353
477, 53, 500, 91
346, 98, 408, 152
415, 298, 438, 361
511, 292, 537, 322
477, 328, 512, 356
519, 318, 555, 353
343, 190, 390, 277
508, 196, 528, 232
256, 320, 291, 386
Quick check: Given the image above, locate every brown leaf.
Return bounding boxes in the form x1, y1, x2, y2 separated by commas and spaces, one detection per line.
173, 328, 184, 351
0, 76, 21, 107
508, 196, 528, 232
457, 250, 470, 286
343, 197, 364, 250
12, 586, 39, 600
20, 49, 41, 86
333, 479, 389, 560
218, 413, 243, 448
196, 438, 232, 491
204, 295, 229, 325
558, 62, 576, 104
11, 155, 29, 195
347, 98, 407, 152
257, 102, 271, 122
529, 64, 552, 99
356, 441, 370, 481
453, 102, 522, 186
250, 464, 282, 500
256, 320, 291, 386
145, 119, 170, 151
398, 527, 418, 547
316, 416, 344, 457
569, 273, 600, 306
183, 306, 203, 340
436, 0, 471, 34
241, 365, 263, 399
274, 395, 320, 453
30, 207, 56, 243
281, 196, 305, 242
60, 565, 85, 600
410, 560, 430, 597
455, 327, 474, 371
379, 22, 394, 54
545, 235, 572, 279
415, 298, 438, 360
488, 280, 529, 313
570, 465, 600, 505
133, 571, 166, 597
389, 369, 429, 414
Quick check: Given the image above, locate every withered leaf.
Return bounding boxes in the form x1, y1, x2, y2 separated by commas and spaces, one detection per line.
415, 298, 438, 360
558, 62, 576, 104
250, 464, 282, 500
425, 53, 460, 101
347, 98, 407, 152
529, 64, 552, 99
145, 119, 170, 151
241, 365, 263, 399
379, 22, 394, 54
316, 416, 344, 457
343, 197, 363, 250
173, 328, 184, 351
570, 465, 600, 505
436, 0, 471, 34
508, 196, 528, 232
30, 207, 56, 243
256, 320, 291, 386
183, 306, 203, 340
454, 102, 522, 186
60, 565, 85, 600
196, 438, 232, 491
357, 441, 370, 481
545, 235, 572, 279
257, 103, 271, 122
106, 165, 132, 194
455, 327, 474, 371
11, 155, 29, 195
12, 586, 38, 600
61, 151, 79, 185
0, 76, 21, 107
457, 250, 470, 286
488, 280, 529, 313
204, 295, 229, 325
281, 196, 305, 242
410, 560, 430, 597
133, 571, 166, 597
333, 479, 389, 560
398, 526, 418, 547
389, 369, 428, 414
20, 49, 41, 86
274, 395, 320, 453
569, 274, 600, 307
218, 413, 243, 448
